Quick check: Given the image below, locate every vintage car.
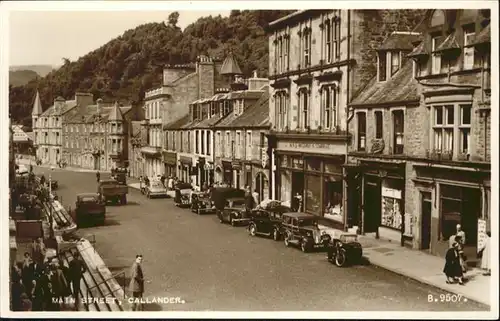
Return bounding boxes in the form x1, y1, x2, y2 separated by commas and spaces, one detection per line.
281, 213, 337, 253
190, 191, 215, 214
326, 232, 363, 267
248, 201, 291, 240
174, 182, 193, 207
97, 179, 128, 205
212, 187, 248, 226
74, 193, 106, 227
144, 180, 168, 198
111, 167, 128, 185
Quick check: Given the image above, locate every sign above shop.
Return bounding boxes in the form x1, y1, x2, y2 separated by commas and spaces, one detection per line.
277, 140, 345, 155
382, 187, 402, 199
477, 219, 487, 252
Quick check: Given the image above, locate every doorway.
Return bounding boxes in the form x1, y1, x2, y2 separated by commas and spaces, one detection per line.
363, 177, 381, 233
347, 171, 361, 227
291, 171, 304, 199
421, 192, 432, 250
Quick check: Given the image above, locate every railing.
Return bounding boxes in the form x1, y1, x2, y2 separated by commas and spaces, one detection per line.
86, 270, 126, 302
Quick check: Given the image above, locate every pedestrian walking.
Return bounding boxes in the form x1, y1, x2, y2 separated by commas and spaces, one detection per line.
479, 231, 491, 276
443, 242, 464, 285
96, 171, 101, 183
44, 282, 59, 311
160, 174, 166, 188
22, 252, 34, 295
31, 237, 47, 266
454, 235, 468, 274
167, 176, 174, 190
129, 254, 145, 311
244, 186, 255, 212
68, 251, 86, 309
48, 260, 70, 307
31, 279, 44, 311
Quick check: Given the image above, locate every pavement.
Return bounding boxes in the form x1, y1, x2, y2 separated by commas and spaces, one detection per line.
31, 166, 490, 311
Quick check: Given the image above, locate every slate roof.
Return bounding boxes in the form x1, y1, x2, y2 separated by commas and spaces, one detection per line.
32, 91, 43, 116
407, 41, 427, 58
108, 102, 124, 121
220, 54, 243, 75
472, 24, 490, 45
435, 32, 460, 52
215, 88, 269, 129
379, 32, 422, 51
350, 61, 418, 106
163, 114, 192, 130
229, 90, 263, 100
193, 114, 225, 129
65, 104, 132, 123
40, 100, 78, 117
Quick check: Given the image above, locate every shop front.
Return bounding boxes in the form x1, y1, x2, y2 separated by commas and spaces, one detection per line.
232, 160, 242, 189
140, 146, 162, 177
178, 155, 193, 183
357, 160, 409, 246
412, 163, 490, 260
275, 139, 346, 230
163, 151, 177, 178
222, 161, 233, 186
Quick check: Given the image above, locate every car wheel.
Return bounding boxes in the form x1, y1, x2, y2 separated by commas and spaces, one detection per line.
300, 240, 309, 253
230, 217, 236, 226
284, 233, 291, 247
197, 208, 201, 215
249, 224, 257, 236
335, 248, 347, 267
272, 228, 280, 241
218, 215, 224, 223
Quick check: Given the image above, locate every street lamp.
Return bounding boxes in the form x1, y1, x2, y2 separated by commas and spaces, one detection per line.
49, 166, 55, 239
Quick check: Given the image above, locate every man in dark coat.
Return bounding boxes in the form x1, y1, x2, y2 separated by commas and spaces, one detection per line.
21, 252, 34, 296
48, 260, 70, 305
69, 251, 86, 309
160, 174, 166, 188
129, 255, 144, 311
96, 171, 101, 183
443, 242, 464, 285
31, 237, 46, 266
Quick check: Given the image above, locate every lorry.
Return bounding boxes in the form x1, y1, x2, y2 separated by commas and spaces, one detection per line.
97, 179, 128, 205
75, 193, 106, 227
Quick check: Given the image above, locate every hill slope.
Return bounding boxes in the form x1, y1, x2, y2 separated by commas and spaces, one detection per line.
9, 65, 55, 77
9, 70, 40, 86
9, 10, 294, 127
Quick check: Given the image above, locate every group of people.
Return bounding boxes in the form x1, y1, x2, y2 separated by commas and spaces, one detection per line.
10, 237, 86, 311
443, 224, 491, 285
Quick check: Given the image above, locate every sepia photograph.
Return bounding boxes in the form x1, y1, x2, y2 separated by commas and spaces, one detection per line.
1, 0, 498, 318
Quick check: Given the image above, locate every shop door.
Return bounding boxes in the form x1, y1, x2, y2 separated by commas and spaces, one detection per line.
421, 192, 432, 250
347, 171, 361, 227
291, 171, 304, 198
363, 178, 381, 233
462, 187, 480, 258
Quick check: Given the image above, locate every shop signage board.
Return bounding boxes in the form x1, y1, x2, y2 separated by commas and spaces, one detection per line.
477, 219, 487, 252
382, 187, 402, 199
277, 140, 345, 155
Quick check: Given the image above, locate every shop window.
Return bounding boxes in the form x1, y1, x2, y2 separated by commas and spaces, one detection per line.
463, 25, 475, 69
375, 111, 383, 139
299, 90, 310, 129
357, 112, 366, 151
291, 157, 303, 170
378, 52, 387, 81
306, 158, 321, 172
321, 86, 338, 130
305, 174, 321, 214
381, 180, 403, 230
323, 178, 343, 223
324, 162, 342, 174
393, 110, 404, 154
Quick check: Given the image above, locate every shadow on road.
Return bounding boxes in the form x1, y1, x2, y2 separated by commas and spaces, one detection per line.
103, 219, 121, 227
106, 201, 140, 207
143, 302, 163, 311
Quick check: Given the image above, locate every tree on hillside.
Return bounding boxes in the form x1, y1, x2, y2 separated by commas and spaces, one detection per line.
168, 11, 180, 28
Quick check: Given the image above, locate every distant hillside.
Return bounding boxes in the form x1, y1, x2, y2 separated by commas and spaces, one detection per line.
9, 65, 55, 77
9, 70, 40, 86
8, 10, 294, 126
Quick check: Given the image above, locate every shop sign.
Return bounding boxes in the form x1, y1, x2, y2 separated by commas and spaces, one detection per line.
162, 151, 177, 165
477, 219, 487, 252
261, 147, 268, 168
179, 156, 192, 166
204, 163, 214, 170
277, 140, 345, 155
382, 187, 402, 199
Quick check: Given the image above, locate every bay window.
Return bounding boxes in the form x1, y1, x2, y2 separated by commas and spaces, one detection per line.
357, 112, 366, 151
432, 105, 454, 154
392, 110, 404, 154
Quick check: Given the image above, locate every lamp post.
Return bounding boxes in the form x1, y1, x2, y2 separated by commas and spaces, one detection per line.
48, 166, 54, 239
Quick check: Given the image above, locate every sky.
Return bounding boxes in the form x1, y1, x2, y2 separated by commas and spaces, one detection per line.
9, 10, 230, 67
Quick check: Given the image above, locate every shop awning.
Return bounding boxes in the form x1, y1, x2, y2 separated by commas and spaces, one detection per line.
141, 146, 161, 156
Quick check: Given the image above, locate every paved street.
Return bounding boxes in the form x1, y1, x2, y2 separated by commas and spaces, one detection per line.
35, 167, 488, 311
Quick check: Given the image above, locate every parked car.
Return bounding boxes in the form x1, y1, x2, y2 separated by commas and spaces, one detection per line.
212, 187, 248, 226
280, 213, 335, 253
50, 180, 59, 190
191, 191, 215, 214
145, 180, 168, 198
174, 182, 193, 208
326, 232, 363, 267
74, 193, 106, 227
248, 201, 291, 240
97, 179, 128, 205
111, 167, 128, 185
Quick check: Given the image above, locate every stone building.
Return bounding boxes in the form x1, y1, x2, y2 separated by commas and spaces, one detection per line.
128, 120, 148, 178
62, 98, 138, 171
32, 92, 91, 166
266, 9, 425, 229
347, 9, 491, 261
141, 55, 224, 178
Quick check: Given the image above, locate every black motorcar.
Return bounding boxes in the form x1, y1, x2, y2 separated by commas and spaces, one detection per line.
281, 212, 333, 253
74, 193, 106, 227
211, 187, 248, 226
191, 191, 215, 214
247, 202, 291, 241
326, 232, 363, 267
174, 182, 193, 208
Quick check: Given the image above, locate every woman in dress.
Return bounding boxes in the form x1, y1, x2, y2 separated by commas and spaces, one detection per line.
443, 242, 464, 285
480, 231, 491, 276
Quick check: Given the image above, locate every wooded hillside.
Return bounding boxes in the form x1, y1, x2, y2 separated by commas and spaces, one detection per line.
9, 10, 294, 127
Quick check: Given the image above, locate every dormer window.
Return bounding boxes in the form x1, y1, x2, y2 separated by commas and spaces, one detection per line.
431, 33, 443, 74
378, 52, 387, 82
391, 51, 401, 76
463, 25, 475, 69
210, 103, 216, 118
